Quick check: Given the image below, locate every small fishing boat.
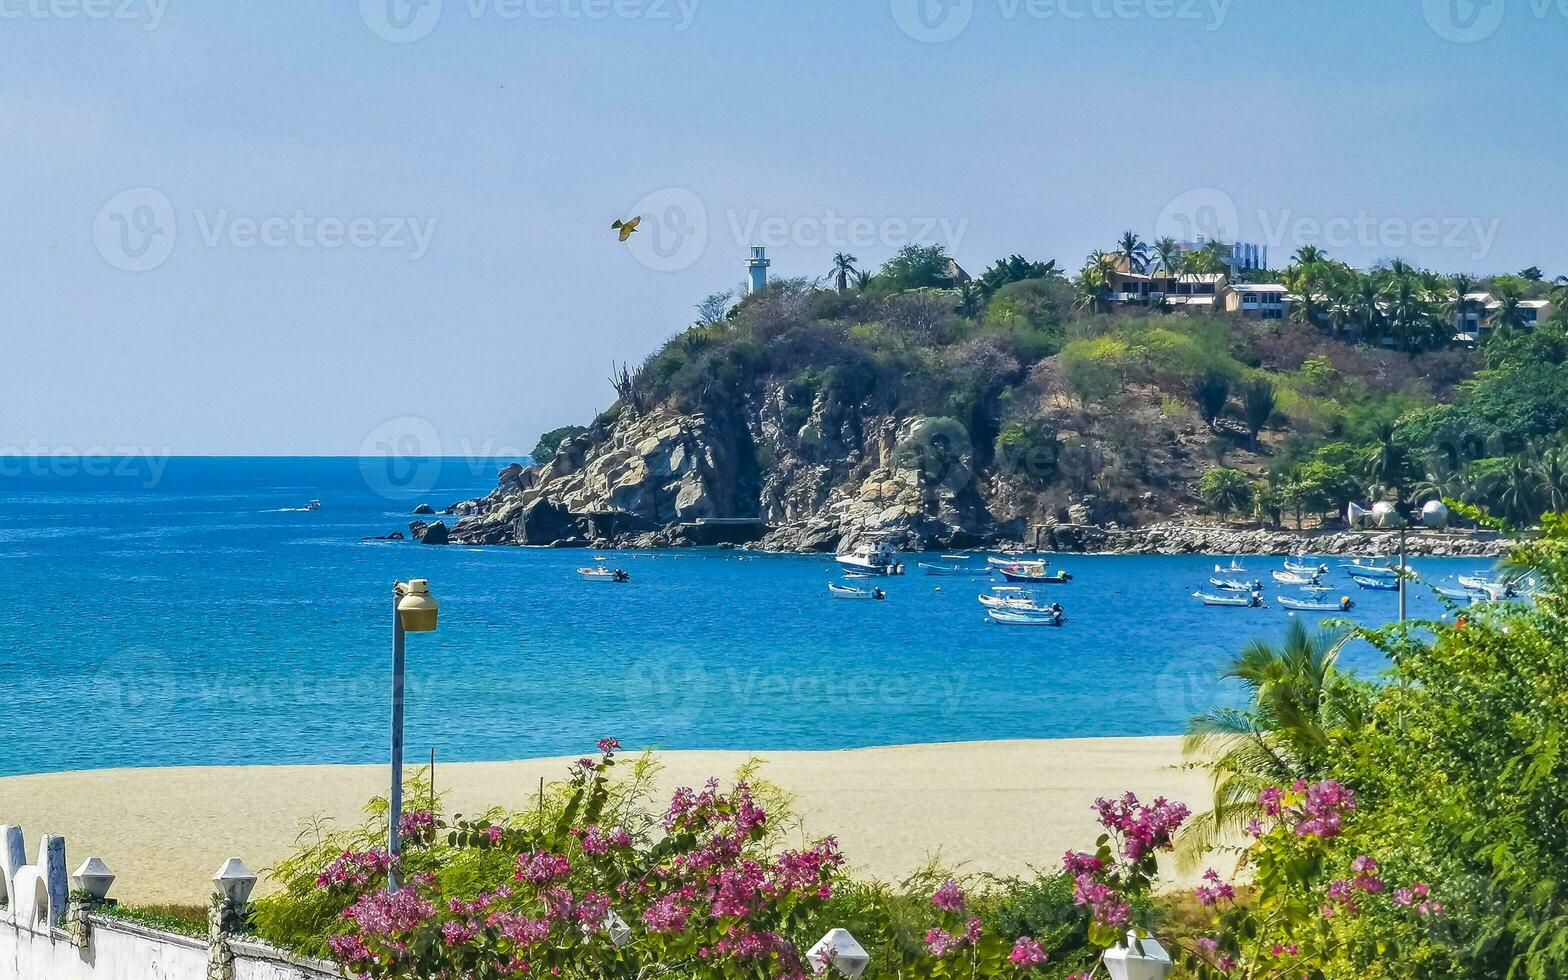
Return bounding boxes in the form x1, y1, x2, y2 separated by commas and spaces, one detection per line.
1433, 584, 1477, 601
1341, 559, 1398, 578
988, 554, 1041, 568
1000, 563, 1072, 584
1279, 595, 1356, 612
578, 567, 629, 583
1272, 570, 1320, 586
1456, 574, 1510, 593
977, 593, 1041, 611
1283, 558, 1328, 576
919, 562, 979, 576
828, 583, 883, 599
988, 607, 1066, 626
1194, 590, 1265, 608
1210, 577, 1263, 592
837, 538, 905, 576
1351, 575, 1400, 591
941, 554, 971, 561
1213, 559, 1247, 574
304, 498, 322, 511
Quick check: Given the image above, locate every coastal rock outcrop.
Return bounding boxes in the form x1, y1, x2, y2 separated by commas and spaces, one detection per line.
410, 520, 450, 545
444, 388, 1014, 551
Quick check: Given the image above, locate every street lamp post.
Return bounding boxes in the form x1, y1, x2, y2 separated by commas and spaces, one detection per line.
389, 579, 440, 889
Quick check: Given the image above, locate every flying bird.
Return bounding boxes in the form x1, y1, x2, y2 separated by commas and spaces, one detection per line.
612, 216, 641, 242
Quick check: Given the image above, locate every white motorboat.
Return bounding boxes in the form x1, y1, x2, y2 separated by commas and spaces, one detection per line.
978, 593, 1041, 611
1272, 570, 1320, 586
828, 583, 883, 599
836, 539, 905, 576
1194, 590, 1265, 608
1341, 559, 1399, 578
1211, 577, 1263, 592
1213, 559, 1248, 573
1433, 584, 1478, 601
1283, 558, 1328, 575
919, 562, 979, 576
988, 607, 1066, 626
577, 567, 629, 583
1352, 575, 1400, 591
988, 554, 1042, 568
1279, 595, 1355, 612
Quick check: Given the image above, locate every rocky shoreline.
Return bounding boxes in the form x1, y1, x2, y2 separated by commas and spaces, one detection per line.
1032, 522, 1509, 558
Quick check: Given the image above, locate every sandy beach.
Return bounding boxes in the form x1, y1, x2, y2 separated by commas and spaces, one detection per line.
0, 737, 1208, 905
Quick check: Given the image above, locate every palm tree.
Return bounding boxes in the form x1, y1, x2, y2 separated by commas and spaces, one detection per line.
1384, 264, 1432, 353
1242, 378, 1277, 446
828, 252, 858, 294
853, 269, 874, 292
1363, 423, 1412, 502
1487, 287, 1530, 343
1286, 259, 1326, 330
1325, 280, 1356, 341
1115, 231, 1148, 274
1151, 236, 1181, 278
1497, 455, 1543, 526
1075, 252, 1119, 314
1352, 276, 1384, 341
1550, 276, 1568, 330
1291, 245, 1326, 267
1444, 273, 1478, 336
1180, 621, 1363, 859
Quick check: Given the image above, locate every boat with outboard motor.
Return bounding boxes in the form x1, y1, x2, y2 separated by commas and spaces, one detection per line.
836, 538, 905, 576
1278, 595, 1356, 612
1194, 590, 1266, 608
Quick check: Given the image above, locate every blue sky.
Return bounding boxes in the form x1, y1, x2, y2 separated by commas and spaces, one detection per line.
2, 0, 1563, 454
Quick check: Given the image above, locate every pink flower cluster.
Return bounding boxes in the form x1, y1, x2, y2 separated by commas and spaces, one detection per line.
576, 824, 632, 856
1092, 793, 1190, 861
931, 878, 965, 912
514, 850, 571, 885
1008, 936, 1049, 967
1194, 869, 1237, 907
397, 810, 435, 838
316, 849, 396, 889
1392, 881, 1443, 916
343, 884, 435, 937
1072, 874, 1131, 929
1260, 779, 1357, 839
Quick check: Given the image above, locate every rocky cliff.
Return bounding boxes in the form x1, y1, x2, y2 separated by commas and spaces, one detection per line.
443, 383, 1018, 552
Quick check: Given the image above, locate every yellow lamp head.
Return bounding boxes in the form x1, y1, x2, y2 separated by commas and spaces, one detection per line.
396, 579, 440, 632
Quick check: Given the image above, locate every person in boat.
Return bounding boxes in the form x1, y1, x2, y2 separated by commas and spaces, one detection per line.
1250, 590, 1265, 608
873, 587, 886, 600
613, 569, 630, 583
1048, 602, 1064, 625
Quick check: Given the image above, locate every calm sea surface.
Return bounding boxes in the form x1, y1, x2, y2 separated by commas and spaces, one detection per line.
0, 457, 1490, 776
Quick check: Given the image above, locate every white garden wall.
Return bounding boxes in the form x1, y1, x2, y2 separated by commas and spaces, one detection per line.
0, 820, 334, 980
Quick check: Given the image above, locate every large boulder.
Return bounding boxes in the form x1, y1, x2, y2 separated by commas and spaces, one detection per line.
516, 499, 583, 545
412, 503, 436, 515
410, 520, 450, 545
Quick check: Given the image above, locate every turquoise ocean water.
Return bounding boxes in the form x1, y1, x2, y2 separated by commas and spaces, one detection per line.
0, 457, 1487, 776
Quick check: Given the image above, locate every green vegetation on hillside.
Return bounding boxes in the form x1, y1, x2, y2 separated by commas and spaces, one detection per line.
532, 241, 1568, 528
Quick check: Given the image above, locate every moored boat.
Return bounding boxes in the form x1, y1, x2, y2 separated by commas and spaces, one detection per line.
1351, 575, 1400, 591
1272, 570, 1320, 586
919, 562, 979, 576
1194, 590, 1265, 608
1279, 595, 1355, 612
1341, 559, 1398, 578
1210, 577, 1263, 592
836, 538, 905, 576
1283, 558, 1329, 575
578, 567, 629, 583
1213, 559, 1247, 573
828, 583, 884, 599
1000, 563, 1072, 584
987, 606, 1067, 626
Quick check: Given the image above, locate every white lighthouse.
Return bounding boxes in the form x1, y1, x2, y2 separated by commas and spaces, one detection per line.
746, 245, 771, 295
